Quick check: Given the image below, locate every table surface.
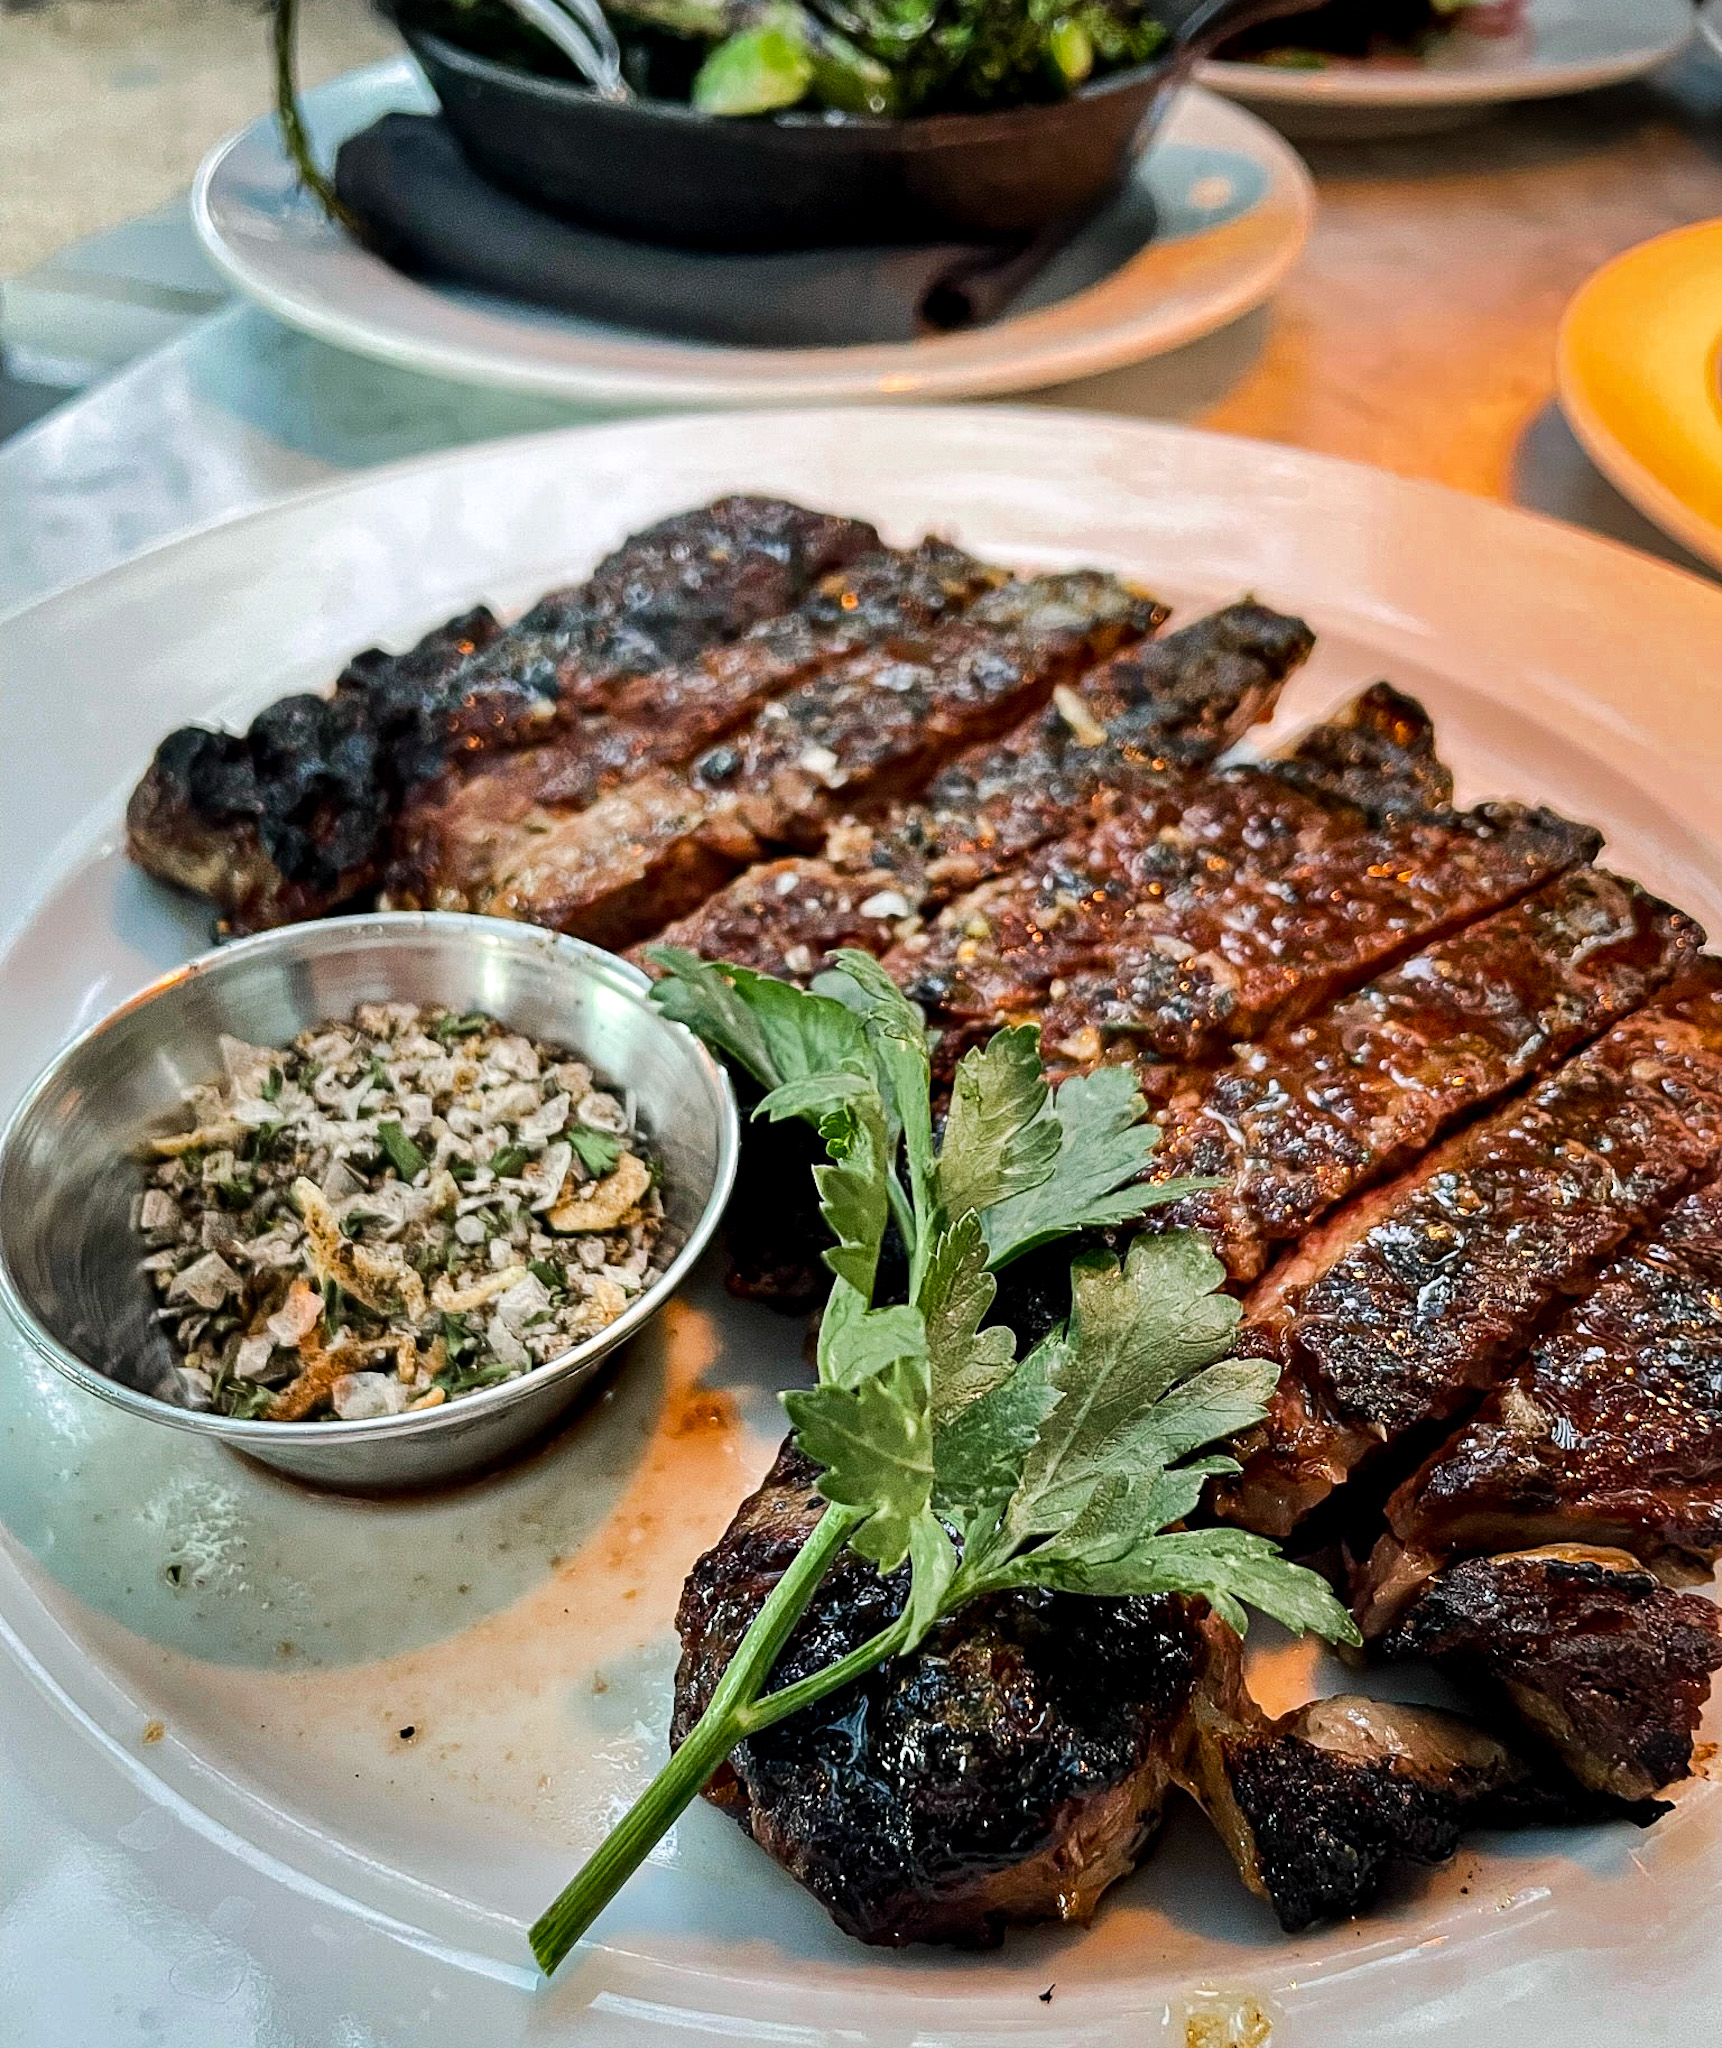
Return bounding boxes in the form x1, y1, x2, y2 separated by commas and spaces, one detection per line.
5, 49, 1722, 613
5, 45, 1722, 2048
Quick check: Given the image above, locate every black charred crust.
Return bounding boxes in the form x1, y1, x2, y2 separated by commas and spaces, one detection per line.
1222, 1734, 1483, 1931
1214, 1704, 1607, 1934
672, 1444, 1203, 1947
1271, 681, 1455, 821
138, 607, 503, 897
1384, 1555, 1722, 1800
128, 499, 878, 926
513, 497, 880, 675
1095, 600, 1315, 771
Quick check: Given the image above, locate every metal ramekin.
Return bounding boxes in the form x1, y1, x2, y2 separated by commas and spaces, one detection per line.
0, 914, 738, 1490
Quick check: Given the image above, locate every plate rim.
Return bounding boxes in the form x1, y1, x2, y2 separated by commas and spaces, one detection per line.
189, 67, 1314, 408
1197, 0, 1692, 106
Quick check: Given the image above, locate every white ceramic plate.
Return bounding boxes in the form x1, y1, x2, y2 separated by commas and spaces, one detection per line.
190, 63, 1312, 409
5, 409, 1722, 2048
1199, 0, 1693, 139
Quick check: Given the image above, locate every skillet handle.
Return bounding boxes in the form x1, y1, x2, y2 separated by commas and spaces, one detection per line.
1154, 0, 1321, 56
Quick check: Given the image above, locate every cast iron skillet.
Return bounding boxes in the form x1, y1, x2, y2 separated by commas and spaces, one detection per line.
401, 0, 1312, 252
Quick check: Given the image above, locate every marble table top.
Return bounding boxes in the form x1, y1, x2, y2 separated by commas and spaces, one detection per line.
5, 48, 1721, 614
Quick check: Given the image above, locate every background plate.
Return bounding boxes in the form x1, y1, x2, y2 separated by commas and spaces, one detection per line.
4, 408, 1722, 2046
1199, 0, 1693, 139
1557, 218, 1722, 577
191, 65, 1312, 408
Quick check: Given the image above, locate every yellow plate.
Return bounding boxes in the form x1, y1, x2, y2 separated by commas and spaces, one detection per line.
1558, 218, 1722, 573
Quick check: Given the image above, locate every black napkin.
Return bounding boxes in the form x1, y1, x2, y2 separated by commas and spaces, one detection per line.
334, 113, 1149, 349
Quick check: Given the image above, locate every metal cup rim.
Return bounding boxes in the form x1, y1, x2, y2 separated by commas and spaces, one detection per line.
0, 911, 740, 1451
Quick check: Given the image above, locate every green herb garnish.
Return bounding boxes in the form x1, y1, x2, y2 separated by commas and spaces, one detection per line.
377, 1120, 428, 1182
568, 1126, 624, 1178
489, 1143, 530, 1179
528, 951, 1357, 1975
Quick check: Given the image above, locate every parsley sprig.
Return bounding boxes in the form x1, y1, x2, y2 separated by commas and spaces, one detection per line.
528, 950, 1357, 1975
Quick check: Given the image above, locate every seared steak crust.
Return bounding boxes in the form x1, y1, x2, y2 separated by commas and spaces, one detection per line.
1182, 1692, 1609, 1933
1357, 1172, 1722, 1628
851, 599, 1312, 910
1383, 1552, 1722, 1803
636, 599, 1309, 987
509, 494, 879, 679
127, 606, 501, 932
890, 689, 1598, 1070
127, 495, 878, 934
386, 538, 1002, 913
1222, 970, 1722, 1539
673, 1443, 1216, 1947
479, 575, 1159, 948
1149, 869, 1702, 1284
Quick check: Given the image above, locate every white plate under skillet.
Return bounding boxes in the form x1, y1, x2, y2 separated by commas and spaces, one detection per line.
1199, 0, 1694, 140
190, 62, 1313, 409
4, 409, 1722, 2048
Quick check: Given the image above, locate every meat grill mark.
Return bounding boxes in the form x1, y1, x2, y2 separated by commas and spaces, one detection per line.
1219, 968, 1722, 1540
675, 1443, 1616, 1944
1355, 1172, 1722, 1632
672, 1439, 1218, 1947
848, 599, 1314, 910
478, 574, 1162, 950
1146, 868, 1703, 1285
634, 599, 1311, 986
126, 495, 879, 935
126, 606, 502, 934
890, 703, 1598, 1072
1179, 1690, 1613, 1934
383, 538, 1003, 913
499, 494, 880, 680
1382, 1551, 1722, 1803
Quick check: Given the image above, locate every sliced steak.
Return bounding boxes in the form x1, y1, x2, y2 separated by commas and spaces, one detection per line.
481, 574, 1160, 950
1356, 1172, 1722, 1631
636, 598, 1307, 985
1147, 869, 1702, 1285
127, 607, 501, 933
632, 857, 916, 982
1383, 1551, 1722, 1803
889, 686, 1597, 1071
127, 495, 879, 934
1219, 969, 1722, 1540
386, 538, 1001, 913
673, 1441, 1229, 1947
848, 599, 1313, 911
1180, 1690, 1613, 1933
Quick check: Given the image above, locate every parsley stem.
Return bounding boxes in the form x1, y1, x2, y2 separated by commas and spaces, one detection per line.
742, 1612, 910, 1733
529, 1500, 860, 1976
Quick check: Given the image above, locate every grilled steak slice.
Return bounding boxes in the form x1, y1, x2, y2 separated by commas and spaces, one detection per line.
1269, 680, 1455, 821
1356, 1173, 1722, 1631
848, 600, 1313, 911
1180, 1690, 1608, 1933
1147, 869, 1703, 1285
480, 575, 1160, 950
1219, 969, 1722, 1540
386, 539, 1001, 913
127, 607, 501, 933
635, 600, 1308, 986
633, 858, 915, 982
892, 695, 1596, 1070
508, 494, 880, 679
1383, 1551, 1722, 1803
128, 496, 878, 934
673, 1441, 1230, 1947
